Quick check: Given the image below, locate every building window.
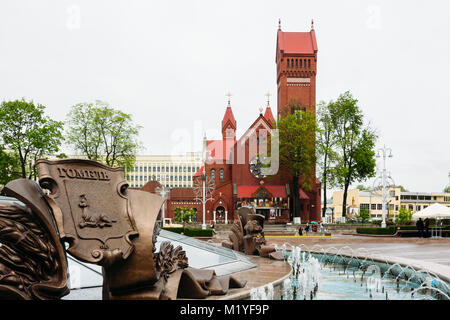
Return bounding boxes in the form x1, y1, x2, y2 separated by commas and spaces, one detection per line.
416, 205, 421, 211
219, 168, 224, 182
188, 167, 191, 172
287, 59, 290, 68
300, 59, 302, 68
360, 204, 369, 210
308, 59, 311, 68
408, 204, 414, 211
211, 169, 216, 181
304, 59, 306, 68
295, 59, 298, 68
371, 204, 376, 210
377, 204, 382, 210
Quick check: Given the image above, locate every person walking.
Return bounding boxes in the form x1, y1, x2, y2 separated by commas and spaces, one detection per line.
210, 220, 216, 234
416, 218, 424, 238
305, 223, 310, 233
424, 218, 430, 238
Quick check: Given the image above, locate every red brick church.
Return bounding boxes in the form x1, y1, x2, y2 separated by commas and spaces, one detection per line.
144, 21, 321, 224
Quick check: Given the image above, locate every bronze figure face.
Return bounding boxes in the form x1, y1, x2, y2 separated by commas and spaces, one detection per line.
35, 159, 138, 266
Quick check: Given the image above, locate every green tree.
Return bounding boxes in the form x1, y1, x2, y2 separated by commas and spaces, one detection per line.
317, 100, 338, 218
174, 207, 197, 226
356, 184, 370, 191
444, 172, 450, 193
358, 208, 370, 224
278, 102, 317, 220
0, 147, 21, 186
331, 91, 377, 219
0, 99, 64, 179
395, 207, 413, 225
66, 100, 142, 169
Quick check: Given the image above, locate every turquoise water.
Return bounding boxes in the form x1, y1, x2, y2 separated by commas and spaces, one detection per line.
273, 251, 450, 301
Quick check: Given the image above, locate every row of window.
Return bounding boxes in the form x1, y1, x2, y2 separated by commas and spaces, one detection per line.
210, 168, 225, 182
361, 203, 431, 212
286, 58, 311, 69
133, 166, 200, 173
360, 203, 396, 211
130, 175, 194, 182
400, 195, 436, 201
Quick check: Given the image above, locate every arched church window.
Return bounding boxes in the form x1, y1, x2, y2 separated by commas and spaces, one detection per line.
300, 59, 302, 68
287, 59, 290, 68
219, 168, 224, 182
308, 59, 311, 68
211, 169, 216, 181
295, 59, 298, 68
304, 59, 306, 68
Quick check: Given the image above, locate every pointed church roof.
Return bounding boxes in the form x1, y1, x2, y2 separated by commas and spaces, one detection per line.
222, 103, 236, 130
264, 106, 275, 124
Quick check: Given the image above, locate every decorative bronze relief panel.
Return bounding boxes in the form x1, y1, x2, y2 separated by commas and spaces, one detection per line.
35, 159, 138, 266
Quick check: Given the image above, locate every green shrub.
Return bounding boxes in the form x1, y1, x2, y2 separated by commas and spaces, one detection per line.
162, 227, 213, 237
162, 227, 184, 234
356, 226, 397, 235
183, 228, 213, 237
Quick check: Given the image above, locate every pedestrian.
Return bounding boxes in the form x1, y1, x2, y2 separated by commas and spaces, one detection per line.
424, 218, 430, 238
305, 223, 310, 233
298, 226, 303, 236
320, 222, 324, 233
210, 220, 216, 234
416, 218, 424, 238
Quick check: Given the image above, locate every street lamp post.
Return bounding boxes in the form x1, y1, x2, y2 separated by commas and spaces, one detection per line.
155, 185, 170, 227
376, 145, 393, 228
193, 133, 215, 230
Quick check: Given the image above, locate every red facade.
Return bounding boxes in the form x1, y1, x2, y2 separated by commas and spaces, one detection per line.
143, 22, 321, 224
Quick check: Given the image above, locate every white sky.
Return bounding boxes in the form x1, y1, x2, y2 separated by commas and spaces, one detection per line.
0, 0, 449, 193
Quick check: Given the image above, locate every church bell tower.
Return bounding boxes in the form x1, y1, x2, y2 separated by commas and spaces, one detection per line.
276, 20, 318, 119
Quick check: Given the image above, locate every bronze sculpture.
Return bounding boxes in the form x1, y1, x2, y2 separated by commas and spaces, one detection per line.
0, 159, 246, 300
222, 207, 283, 260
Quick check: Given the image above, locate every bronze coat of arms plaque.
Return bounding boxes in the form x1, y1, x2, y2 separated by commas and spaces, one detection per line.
35, 159, 138, 266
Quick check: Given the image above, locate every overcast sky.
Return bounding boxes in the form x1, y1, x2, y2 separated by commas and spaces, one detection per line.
1, 0, 449, 193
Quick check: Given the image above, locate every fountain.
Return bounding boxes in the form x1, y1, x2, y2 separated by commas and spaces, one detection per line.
250, 243, 450, 301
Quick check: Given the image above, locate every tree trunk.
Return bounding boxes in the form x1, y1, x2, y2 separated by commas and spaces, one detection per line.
342, 182, 350, 219
322, 172, 327, 218
292, 175, 300, 219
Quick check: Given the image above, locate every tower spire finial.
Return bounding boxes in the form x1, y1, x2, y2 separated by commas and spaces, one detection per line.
226, 91, 232, 107
311, 19, 314, 30
278, 18, 281, 31
265, 92, 271, 107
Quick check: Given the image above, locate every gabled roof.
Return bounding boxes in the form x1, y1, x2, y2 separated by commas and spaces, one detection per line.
238, 114, 273, 147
